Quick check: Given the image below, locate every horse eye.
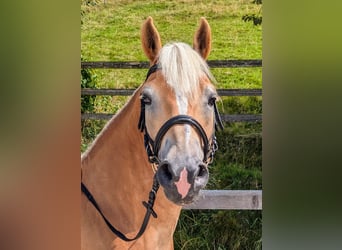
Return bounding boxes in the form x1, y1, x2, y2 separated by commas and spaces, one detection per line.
208, 96, 216, 106
141, 95, 152, 105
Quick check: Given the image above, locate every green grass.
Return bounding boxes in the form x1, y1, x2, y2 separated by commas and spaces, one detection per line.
81, 0, 261, 59
81, 0, 262, 88
174, 210, 262, 250
81, 0, 262, 249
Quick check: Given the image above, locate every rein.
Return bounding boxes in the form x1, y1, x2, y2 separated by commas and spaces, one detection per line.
81, 63, 223, 242
81, 177, 159, 242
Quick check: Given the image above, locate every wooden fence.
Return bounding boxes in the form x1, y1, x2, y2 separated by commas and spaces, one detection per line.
81, 59, 262, 210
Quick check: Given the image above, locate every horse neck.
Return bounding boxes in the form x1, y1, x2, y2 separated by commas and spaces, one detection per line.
81, 87, 152, 204
81, 86, 183, 247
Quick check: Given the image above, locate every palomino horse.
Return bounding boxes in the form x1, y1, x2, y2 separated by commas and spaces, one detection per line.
81, 17, 223, 249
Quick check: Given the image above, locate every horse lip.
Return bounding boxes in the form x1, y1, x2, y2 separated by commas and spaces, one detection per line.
161, 184, 200, 205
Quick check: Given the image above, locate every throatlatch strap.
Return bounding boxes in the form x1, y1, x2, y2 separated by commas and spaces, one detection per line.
81, 179, 159, 242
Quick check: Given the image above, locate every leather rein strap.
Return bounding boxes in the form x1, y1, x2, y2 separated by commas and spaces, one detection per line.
81, 178, 159, 242
80, 65, 161, 242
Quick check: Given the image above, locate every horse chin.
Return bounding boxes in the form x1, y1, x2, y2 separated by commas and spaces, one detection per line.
162, 186, 200, 206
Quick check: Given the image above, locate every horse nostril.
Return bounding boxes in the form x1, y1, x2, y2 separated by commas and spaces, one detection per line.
159, 162, 173, 181
197, 164, 208, 178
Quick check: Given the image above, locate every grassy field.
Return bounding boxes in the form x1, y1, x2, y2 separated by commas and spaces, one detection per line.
81, 0, 262, 89
81, 0, 262, 249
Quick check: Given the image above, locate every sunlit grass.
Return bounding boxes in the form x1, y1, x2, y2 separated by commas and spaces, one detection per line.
81, 0, 262, 61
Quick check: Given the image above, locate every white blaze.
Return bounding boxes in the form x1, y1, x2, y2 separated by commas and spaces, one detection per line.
175, 94, 191, 144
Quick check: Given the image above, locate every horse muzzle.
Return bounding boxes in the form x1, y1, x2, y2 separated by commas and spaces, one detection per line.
156, 160, 209, 205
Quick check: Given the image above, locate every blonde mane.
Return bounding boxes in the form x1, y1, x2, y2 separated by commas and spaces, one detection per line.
157, 42, 214, 99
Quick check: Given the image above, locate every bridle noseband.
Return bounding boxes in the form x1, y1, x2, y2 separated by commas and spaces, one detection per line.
81, 63, 223, 242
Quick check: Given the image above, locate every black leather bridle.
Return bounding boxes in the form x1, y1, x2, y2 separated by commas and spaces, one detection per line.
81, 63, 223, 242
138, 64, 223, 166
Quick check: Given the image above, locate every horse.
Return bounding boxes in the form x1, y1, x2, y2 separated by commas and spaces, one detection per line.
81, 16, 223, 250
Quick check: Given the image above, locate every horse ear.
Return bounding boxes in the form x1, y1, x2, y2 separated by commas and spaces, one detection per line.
193, 17, 211, 60
141, 16, 162, 63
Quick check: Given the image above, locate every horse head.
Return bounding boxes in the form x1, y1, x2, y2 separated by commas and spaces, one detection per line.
139, 17, 222, 205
